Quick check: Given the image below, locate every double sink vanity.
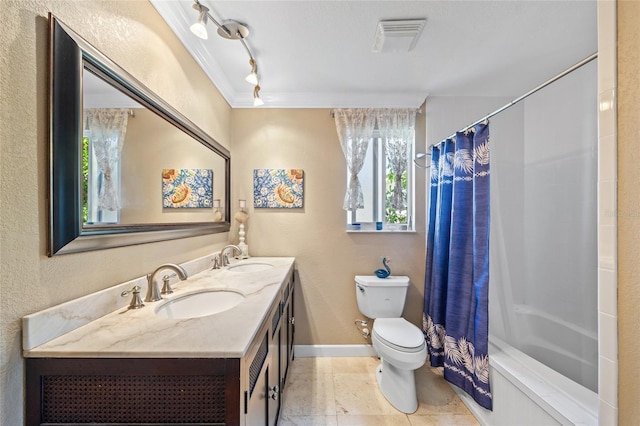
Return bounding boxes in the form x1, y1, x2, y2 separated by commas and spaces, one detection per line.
23, 256, 296, 426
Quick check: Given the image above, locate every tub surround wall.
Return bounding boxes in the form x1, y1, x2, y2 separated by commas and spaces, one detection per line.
229, 108, 427, 346
0, 1, 231, 424
490, 58, 599, 392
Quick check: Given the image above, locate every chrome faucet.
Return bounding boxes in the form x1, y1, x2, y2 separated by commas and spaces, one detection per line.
145, 263, 188, 302
220, 245, 241, 267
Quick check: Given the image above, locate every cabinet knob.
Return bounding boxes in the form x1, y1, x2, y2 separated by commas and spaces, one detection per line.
269, 385, 279, 400
288, 317, 295, 325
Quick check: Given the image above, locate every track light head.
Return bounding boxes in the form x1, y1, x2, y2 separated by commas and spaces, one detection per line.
190, 3, 209, 39
246, 71, 258, 86
253, 85, 264, 107
245, 58, 258, 85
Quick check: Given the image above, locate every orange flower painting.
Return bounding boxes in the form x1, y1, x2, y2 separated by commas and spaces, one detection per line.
253, 169, 304, 208
162, 168, 213, 208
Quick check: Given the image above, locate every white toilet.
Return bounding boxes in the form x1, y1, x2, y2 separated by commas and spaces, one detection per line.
355, 275, 427, 413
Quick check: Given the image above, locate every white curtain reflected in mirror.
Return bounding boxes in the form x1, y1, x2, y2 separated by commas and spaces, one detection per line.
84, 108, 129, 224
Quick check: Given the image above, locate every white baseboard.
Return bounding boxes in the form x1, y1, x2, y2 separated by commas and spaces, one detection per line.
294, 344, 377, 357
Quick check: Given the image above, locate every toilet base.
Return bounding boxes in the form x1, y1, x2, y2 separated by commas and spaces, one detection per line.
375, 359, 419, 414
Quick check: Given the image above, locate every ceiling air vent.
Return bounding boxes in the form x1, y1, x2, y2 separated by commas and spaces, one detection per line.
372, 19, 427, 53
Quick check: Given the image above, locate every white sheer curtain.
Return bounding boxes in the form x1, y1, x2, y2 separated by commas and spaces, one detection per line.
86, 109, 129, 211
334, 108, 376, 210
376, 108, 416, 210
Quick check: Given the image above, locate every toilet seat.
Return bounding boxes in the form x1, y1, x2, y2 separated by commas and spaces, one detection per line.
373, 318, 426, 353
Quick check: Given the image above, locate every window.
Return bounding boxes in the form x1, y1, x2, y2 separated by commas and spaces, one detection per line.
346, 132, 414, 231
334, 108, 416, 232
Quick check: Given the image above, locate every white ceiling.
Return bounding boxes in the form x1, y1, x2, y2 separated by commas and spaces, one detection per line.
150, 0, 597, 109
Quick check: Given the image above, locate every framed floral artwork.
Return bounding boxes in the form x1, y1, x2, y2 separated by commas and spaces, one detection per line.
162, 168, 213, 208
253, 169, 304, 208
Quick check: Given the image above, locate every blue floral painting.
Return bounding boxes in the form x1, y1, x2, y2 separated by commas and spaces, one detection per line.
162, 168, 213, 208
253, 169, 304, 208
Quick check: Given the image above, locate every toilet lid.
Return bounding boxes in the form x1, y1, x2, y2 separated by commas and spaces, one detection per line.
373, 318, 425, 352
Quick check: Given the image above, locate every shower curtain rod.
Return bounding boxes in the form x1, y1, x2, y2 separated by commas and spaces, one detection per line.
441, 52, 598, 143
414, 52, 597, 169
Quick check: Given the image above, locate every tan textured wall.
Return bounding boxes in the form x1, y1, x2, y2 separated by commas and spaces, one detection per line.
230, 108, 427, 345
120, 109, 227, 224
0, 1, 231, 423
617, 0, 640, 422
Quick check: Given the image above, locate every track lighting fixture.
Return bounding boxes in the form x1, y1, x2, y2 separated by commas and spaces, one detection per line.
189, 0, 264, 106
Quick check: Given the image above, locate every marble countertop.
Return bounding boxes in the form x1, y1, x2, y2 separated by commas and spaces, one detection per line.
23, 257, 295, 358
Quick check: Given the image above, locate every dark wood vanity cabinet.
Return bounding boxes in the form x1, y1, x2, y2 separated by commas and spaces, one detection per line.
25, 273, 295, 426
244, 273, 295, 426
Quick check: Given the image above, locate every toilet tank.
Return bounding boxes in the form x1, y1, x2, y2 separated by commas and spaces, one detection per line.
355, 275, 410, 318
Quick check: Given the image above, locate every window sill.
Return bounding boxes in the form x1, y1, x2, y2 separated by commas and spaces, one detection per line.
346, 223, 415, 233
346, 229, 417, 234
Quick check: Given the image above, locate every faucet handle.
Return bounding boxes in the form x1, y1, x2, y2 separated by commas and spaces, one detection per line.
160, 274, 175, 295
121, 285, 145, 310
211, 254, 221, 270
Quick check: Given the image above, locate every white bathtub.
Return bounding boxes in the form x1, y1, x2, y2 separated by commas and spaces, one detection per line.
511, 304, 598, 393
453, 336, 598, 426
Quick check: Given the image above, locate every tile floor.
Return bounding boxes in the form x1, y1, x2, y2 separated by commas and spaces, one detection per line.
279, 356, 480, 425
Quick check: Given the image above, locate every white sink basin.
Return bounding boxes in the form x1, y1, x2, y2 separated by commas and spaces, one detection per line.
155, 290, 245, 319
228, 262, 274, 272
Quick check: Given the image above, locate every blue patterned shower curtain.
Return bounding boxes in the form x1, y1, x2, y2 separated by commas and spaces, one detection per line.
423, 123, 492, 410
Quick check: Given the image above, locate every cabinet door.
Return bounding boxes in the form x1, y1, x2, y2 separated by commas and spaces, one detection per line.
268, 304, 282, 426
281, 282, 294, 393
287, 285, 295, 368
26, 358, 240, 426
246, 365, 268, 426
268, 333, 281, 426
245, 332, 269, 426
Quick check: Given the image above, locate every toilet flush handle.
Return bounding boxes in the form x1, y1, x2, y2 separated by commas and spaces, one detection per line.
357, 285, 365, 293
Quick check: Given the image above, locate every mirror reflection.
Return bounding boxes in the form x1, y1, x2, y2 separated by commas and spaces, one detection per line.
82, 70, 227, 226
